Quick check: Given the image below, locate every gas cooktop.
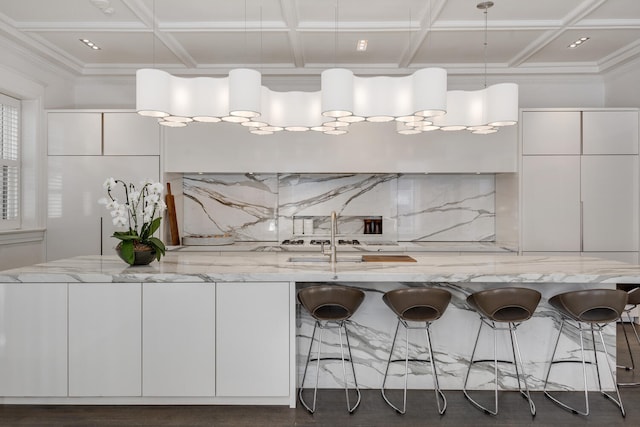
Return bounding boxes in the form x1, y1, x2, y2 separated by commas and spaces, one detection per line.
281, 238, 361, 245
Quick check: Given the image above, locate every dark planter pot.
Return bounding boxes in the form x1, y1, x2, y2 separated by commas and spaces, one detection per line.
115, 242, 156, 266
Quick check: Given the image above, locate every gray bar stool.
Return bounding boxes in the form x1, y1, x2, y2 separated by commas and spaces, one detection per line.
544, 288, 627, 417
464, 287, 541, 416
297, 284, 365, 414
618, 287, 640, 386
380, 287, 452, 415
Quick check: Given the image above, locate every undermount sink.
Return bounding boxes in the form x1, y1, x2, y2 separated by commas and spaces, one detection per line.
287, 256, 363, 263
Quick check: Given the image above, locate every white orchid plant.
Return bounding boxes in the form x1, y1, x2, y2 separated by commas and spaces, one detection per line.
99, 178, 166, 265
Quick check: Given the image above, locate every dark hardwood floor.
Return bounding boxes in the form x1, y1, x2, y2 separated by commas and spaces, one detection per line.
2, 323, 640, 427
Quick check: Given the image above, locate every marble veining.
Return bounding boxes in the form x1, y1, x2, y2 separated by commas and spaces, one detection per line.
296, 281, 618, 391
3, 253, 640, 284
182, 173, 496, 243
183, 174, 278, 241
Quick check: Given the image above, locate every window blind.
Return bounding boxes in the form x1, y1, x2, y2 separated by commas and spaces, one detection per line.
0, 93, 20, 228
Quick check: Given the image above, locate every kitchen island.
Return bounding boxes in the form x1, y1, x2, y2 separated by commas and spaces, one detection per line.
1, 252, 639, 407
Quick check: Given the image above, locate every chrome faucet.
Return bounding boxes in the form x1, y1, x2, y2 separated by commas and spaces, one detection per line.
322, 211, 338, 263
330, 211, 337, 263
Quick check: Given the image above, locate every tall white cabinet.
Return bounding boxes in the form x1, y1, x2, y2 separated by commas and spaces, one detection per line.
521, 109, 639, 263
46, 111, 160, 261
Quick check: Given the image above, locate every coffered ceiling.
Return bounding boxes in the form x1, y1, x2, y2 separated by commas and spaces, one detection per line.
0, 0, 638, 79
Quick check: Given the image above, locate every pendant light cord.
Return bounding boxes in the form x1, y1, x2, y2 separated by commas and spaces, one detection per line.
483, 5, 488, 88
334, 0, 338, 68
152, 0, 156, 68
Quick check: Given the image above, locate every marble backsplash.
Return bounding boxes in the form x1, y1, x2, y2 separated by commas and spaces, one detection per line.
182, 173, 495, 242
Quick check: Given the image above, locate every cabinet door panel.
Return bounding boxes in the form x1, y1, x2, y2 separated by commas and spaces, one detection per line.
581, 156, 639, 251
522, 111, 581, 155
48, 112, 102, 155
216, 282, 290, 397
143, 283, 215, 397
583, 111, 639, 155
46, 156, 159, 261
521, 156, 581, 251
69, 283, 141, 397
103, 113, 160, 155
0, 283, 67, 396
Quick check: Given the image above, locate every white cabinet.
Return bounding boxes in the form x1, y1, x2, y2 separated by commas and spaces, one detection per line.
0, 283, 67, 396
583, 111, 639, 155
521, 109, 639, 257
48, 112, 102, 155
581, 156, 639, 251
216, 282, 291, 397
68, 283, 141, 397
46, 156, 159, 260
46, 110, 161, 261
522, 111, 581, 155
164, 119, 518, 173
521, 156, 581, 251
104, 113, 160, 155
142, 283, 215, 397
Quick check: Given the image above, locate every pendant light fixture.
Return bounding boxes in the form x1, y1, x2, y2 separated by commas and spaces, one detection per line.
432, 1, 518, 133
135, 1, 517, 135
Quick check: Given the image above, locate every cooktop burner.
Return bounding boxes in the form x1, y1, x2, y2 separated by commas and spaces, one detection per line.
281, 239, 304, 245
309, 239, 331, 245
281, 238, 362, 245
339, 239, 361, 245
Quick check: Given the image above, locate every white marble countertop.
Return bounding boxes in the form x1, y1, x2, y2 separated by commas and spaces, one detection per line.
2, 252, 640, 284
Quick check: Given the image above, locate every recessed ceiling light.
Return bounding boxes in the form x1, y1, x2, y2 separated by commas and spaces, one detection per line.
80, 38, 101, 50
356, 39, 368, 52
568, 37, 590, 49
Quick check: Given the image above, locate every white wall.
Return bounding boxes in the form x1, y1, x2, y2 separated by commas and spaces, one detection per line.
0, 40, 75, 269
604, 58, 640, 108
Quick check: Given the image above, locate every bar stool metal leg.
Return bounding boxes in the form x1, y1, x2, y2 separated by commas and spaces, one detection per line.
617, 306, 640, 386
544, 318, 625, 417
299, 320, 361, 414
381, 318, 446, 415
463, 318, 536, 416
341, 321, 362, 413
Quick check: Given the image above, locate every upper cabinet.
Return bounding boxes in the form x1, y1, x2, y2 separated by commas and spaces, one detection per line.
522, 110, 639, 156
520, 109, 640, 255
163, 120, 518, 173
521, 111, 581, 155
48, 112, 102, 155
582, 111, 639, 155
48, 111, 160, 156
103, 113, 160, 155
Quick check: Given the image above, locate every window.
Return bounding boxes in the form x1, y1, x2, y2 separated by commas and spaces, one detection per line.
0, 93, 19, 230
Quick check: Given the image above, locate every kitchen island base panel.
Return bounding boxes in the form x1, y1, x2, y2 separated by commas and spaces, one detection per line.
296, 282, 617, 392
1, 253, 637, 405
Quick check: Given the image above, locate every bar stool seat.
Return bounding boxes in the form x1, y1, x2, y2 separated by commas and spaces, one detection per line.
297, 285, 365, 414
380, 287, 452, 415
618, 287, 640, 386
544, 288, 628, 417
464, 287, 541, 416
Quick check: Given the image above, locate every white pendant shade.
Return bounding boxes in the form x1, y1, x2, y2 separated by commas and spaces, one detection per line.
228, 68, 261, 118
485, 83, 518, 126
191, 76, 229, 121
268, 90, 321, 131
412, 67, 448, 117
321, 68, 354, 118
136, 68, 171, 117
136, 67, 518, 136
